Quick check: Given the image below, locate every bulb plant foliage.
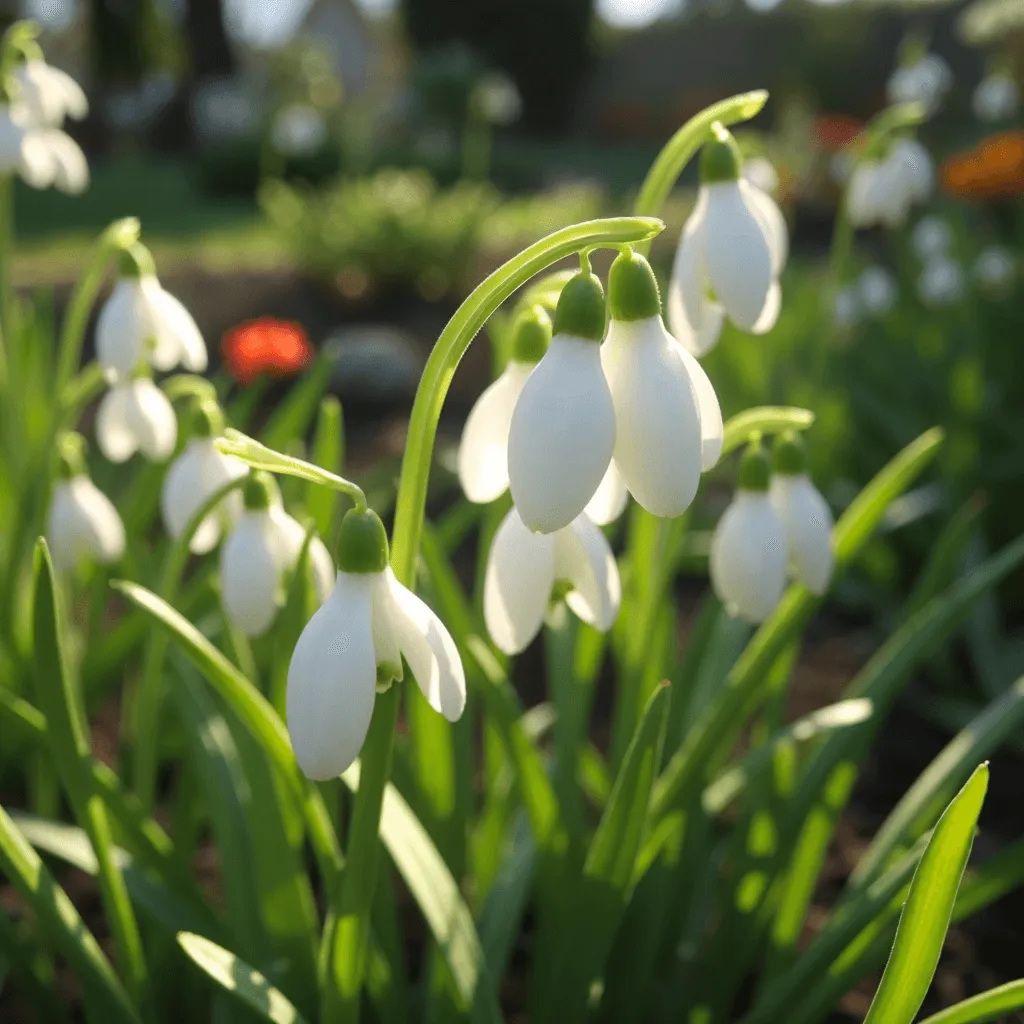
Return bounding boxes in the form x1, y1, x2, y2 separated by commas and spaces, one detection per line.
2, 23, 1024, 1024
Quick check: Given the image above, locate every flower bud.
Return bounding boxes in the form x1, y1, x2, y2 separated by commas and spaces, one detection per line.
552, 270, 606, 342
700, 127, 742, 184
510, 304, 552, 364
608, 249, 661, 322
772, 431, 807, 476
336, 508, 389, 575
243, 470, 279, 512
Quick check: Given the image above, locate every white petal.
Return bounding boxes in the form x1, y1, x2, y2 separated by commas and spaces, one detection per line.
41, 130, 88, 194
702, 181, 774, 331
47, 477, 125, 574
387, 570, 466, 721
15, 61, 88, 126
673, 344, 723, 471
600, 317, 702, 518
220, 512, 286, 636
286, 573, 377, 780
740, 180, 788, 274
507, 335, 616, 534
268, 505, 336, 605
584, 459, 629, 526
770, 474, 834, 595
555, 515, 621, 632
309, 538, 336, 603
125, 378, 177, 460
667, 189, 709, 340
96, 280, 150, 379
751, 280, 782, 336
145, 283, 208, 372
710, 492, 787, 623
483, 506, 556, 654
457, 361, 533, 503
370, 571, 403, 680
96, 385, 138, 463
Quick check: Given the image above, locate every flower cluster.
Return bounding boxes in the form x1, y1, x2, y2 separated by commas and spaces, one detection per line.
0, 29, 88, 195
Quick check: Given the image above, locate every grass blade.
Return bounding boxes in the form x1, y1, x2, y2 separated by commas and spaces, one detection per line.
178, 932, 310, 1024
307, 395, 345, 539
918, 980, 1024, 1024
863, 764, 989, 1024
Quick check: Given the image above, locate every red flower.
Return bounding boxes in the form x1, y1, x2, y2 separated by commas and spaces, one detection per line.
222, 318, 313, 385
814, 114, 866, 151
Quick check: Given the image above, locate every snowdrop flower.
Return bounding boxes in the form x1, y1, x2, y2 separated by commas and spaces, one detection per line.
858, 266, 897, 316
847, 138, 932, 229
973, 246, 1015, 293
911, 216, 953, 262
887, 52, 952, 116
13, 57, 88, 128
710, 442, 787, 624
474, 71, 522, 125
484, 505, 620, 654
271, 103, 327, 157
507, 270, 616, 533
96, 370, 177, 463
742, 156, 780, 195
220, 472, 334, 637
769, 433, 833, 595
96, 246, 208, 380
918, 257, 965, 308
602, 250, 722, 518
458, 305, 549, 505
0, 102, 88, 194
287, 508, 466, 780
973, 71, 1020, 123
46, 437, 125, 575
668, 126, 786, 355
160, 400, 248, 554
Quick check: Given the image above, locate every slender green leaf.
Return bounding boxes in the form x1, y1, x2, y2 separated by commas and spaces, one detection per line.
178, 932, 310, 1024
863, 765, 989, 1024
259, 354, 332, 452
307, 395, 345, 538
918, 980, 1024, 1024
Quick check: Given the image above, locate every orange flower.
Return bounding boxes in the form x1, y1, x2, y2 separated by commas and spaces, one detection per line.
814, 114, 865, 151
222, 317, 313, 385
942, 130, 1024, 201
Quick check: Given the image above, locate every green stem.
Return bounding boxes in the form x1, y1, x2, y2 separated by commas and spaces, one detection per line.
55, 217, 140, 394
0, 173, 14, 389
323, 215, 664, 1024
633, 90, 768, 256
132, 476, 248, 810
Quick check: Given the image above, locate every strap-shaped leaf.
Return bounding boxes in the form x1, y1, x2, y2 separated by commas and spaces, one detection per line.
919, 980, 1024, 1024
864, 764, 989, 1024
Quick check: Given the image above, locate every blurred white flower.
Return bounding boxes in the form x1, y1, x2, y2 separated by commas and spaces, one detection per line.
507, 273, 616, 534
742, 156, 780, 195
47, 475, 125, 575
918, 257, 965, 307
96, 269, 208, 380
887, 53, 953, 116
847, 138, 932, 229
668, 131, 786, 353
96, 375, 177, 463
483, 505, 620, 655
973, 246, 1015, 292
769, 435, 834, 595
287, 509, 465, 780
271, 103, 327, 157
13, 58, 88, 128
832, 285, 861, 330
0, 104, 88, 194
160, 404, 248, 554
911, 216, 953, 262
973, 72, 1020, 123
858, 266, 897, 316
475, 72, 522, 125
710, 447, 787, 624
220, 474, 334, 638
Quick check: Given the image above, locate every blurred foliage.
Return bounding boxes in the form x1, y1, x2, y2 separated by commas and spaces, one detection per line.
399, 0, 594, 132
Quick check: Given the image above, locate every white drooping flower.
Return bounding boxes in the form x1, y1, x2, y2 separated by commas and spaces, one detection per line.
973, 246, 1015, 293
668, 128, 786, 355
973, 71, 1020, 123
458, 305, 548, 506
287, 509, 466, 780
96, 253, 208, 380
12, 57, 88, 128
769, 433, 834, 596
507, 272, 616, 534
887, 52, 953, 116
710, 444, 787, 624
0, 103, 88, 194
46, 440, 125, 575
484, 505, 620, 655
918, 257, 965, 308
602, 251, 722, 518
96, 374, 177, 463
847, 138, 933, 229
911, 216, 953, 262
271, 103, 327, 157
160, 401, 248, 554
219, 472, 334, 637
858, 266, 897, 316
